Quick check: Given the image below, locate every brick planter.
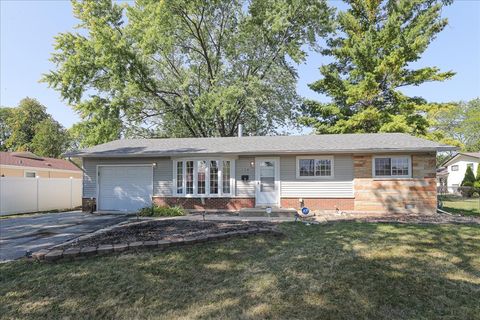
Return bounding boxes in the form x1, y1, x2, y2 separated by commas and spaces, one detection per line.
152, 197, 255, 210
32, 228, 283, 263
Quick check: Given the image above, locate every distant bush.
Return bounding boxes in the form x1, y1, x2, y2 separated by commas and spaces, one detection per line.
461, 167, 477, 198
461, 166, 476, 187
138, 205, 186, 217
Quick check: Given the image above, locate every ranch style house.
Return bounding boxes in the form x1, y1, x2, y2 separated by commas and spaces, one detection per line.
66, 133, 456, 215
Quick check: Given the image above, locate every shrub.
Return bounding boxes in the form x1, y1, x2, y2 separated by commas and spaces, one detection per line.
462, 166, 476, 186
459, 186, 475, 198
138, 205, 186, 217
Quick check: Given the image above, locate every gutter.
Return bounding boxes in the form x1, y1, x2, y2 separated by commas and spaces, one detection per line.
67, 157, 86, 173
66, 147, 460, 158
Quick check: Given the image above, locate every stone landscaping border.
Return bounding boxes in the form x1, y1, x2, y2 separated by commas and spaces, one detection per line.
32, 227, 283, 262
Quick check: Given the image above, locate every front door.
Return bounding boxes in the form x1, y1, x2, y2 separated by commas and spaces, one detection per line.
255, 158, 279, 206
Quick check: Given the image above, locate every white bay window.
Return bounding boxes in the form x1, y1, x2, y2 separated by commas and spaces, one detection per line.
222, 160, 231, 194
174, 159, 234, 196
197, 160, 207, 194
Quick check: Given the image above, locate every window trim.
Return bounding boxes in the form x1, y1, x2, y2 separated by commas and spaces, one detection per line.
296, 156, 334, 179
173, 158, 235, 197
24, 171, 37, 178
450, 165, 459, 171
372, 155, 412, 179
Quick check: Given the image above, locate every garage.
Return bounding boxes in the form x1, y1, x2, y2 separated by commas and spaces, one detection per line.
98, 165, 153, 212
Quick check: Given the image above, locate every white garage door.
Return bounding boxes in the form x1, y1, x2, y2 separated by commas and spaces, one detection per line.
98, 166, 153, 212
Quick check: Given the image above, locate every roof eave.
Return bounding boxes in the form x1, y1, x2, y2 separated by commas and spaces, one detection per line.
68, 146, 457, 158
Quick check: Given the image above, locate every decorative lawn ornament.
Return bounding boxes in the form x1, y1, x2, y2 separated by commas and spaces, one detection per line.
301, 207, 309, 215
295, 207, 311, 224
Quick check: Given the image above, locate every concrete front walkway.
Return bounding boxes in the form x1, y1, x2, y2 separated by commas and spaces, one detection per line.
134, 213, 297, 223
131, 211, 480, 224
0, 211, 130, 262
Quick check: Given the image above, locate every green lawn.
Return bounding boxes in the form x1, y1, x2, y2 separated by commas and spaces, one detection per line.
1, 222, 479, 319
441, 196, 480, 216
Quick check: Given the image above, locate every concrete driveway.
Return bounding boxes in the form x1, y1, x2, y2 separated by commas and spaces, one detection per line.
0, 211, 130, 262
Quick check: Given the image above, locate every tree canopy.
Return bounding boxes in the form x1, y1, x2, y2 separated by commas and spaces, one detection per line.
43, 0, 334, 143
1, 98, 71, 158
0, 107, 13, 151
299, 0, 454, 135
428, 98, 480, 151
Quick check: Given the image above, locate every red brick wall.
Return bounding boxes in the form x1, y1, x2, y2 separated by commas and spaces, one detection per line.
154, 197, 354, 211
281, 198, 354, 210
152, 197, 255, 210
82, 198, 96, 212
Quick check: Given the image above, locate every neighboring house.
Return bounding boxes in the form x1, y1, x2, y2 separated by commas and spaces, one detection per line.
0, 151, 82, 178
436, 166, 449, 194
441, 152, 480, 193
66, 133, 456, 215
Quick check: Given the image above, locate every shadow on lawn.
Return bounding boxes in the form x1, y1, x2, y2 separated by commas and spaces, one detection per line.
443, 205, 480, 217
1, 222, 479, 319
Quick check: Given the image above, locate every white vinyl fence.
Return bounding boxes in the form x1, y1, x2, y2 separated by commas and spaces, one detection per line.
0, 177, 82, 215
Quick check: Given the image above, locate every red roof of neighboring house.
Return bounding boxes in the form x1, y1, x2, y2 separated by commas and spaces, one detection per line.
0, 152, 81, 172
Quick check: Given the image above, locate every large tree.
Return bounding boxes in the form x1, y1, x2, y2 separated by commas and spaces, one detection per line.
5, 98, 50, 151
300, 0, 454, 135
43, 0, 333, 142
3, 98, 71, 158
428, 98, 480, 151
0, 107, 13, 151
30, 119, 71, 158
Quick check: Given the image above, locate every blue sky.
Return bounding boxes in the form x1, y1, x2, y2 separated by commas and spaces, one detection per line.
1, 0, 479, 130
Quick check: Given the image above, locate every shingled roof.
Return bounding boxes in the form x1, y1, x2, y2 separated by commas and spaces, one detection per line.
0, 152, 81, 171
66, 133, 457, 158
441, 151, 480, 167
460, 152, 480, 159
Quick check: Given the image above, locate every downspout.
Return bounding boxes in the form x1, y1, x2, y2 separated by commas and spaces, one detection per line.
67, 157, 86, 173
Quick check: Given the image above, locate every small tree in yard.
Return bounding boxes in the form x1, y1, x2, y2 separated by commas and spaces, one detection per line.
475, 165, 480, 189
460, 166, 476, 197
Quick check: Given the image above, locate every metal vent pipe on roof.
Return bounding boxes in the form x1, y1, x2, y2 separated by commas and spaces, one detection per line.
238, 124, 243, 137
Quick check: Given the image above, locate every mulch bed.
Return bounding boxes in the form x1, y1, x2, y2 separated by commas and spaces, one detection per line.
328, 213, 480, 224
61, 220, 276, 249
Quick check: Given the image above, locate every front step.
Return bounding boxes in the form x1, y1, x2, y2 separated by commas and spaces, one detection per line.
239, 207, 297, 218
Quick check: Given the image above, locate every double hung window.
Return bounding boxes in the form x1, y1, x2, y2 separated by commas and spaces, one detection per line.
373, 156, 411, 178
297, 156, 334, 178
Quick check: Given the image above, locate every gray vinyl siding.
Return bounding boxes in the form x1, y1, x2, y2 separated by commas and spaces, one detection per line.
83, 154, 354, 200
82, 157, 172, 198
280, 155, 354, 198
235, 156, 255, 197
155, 158, 173, 196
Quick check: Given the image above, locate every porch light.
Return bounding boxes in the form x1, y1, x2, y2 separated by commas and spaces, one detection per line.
152, 162, 157, 167
250, 161, 255, 167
